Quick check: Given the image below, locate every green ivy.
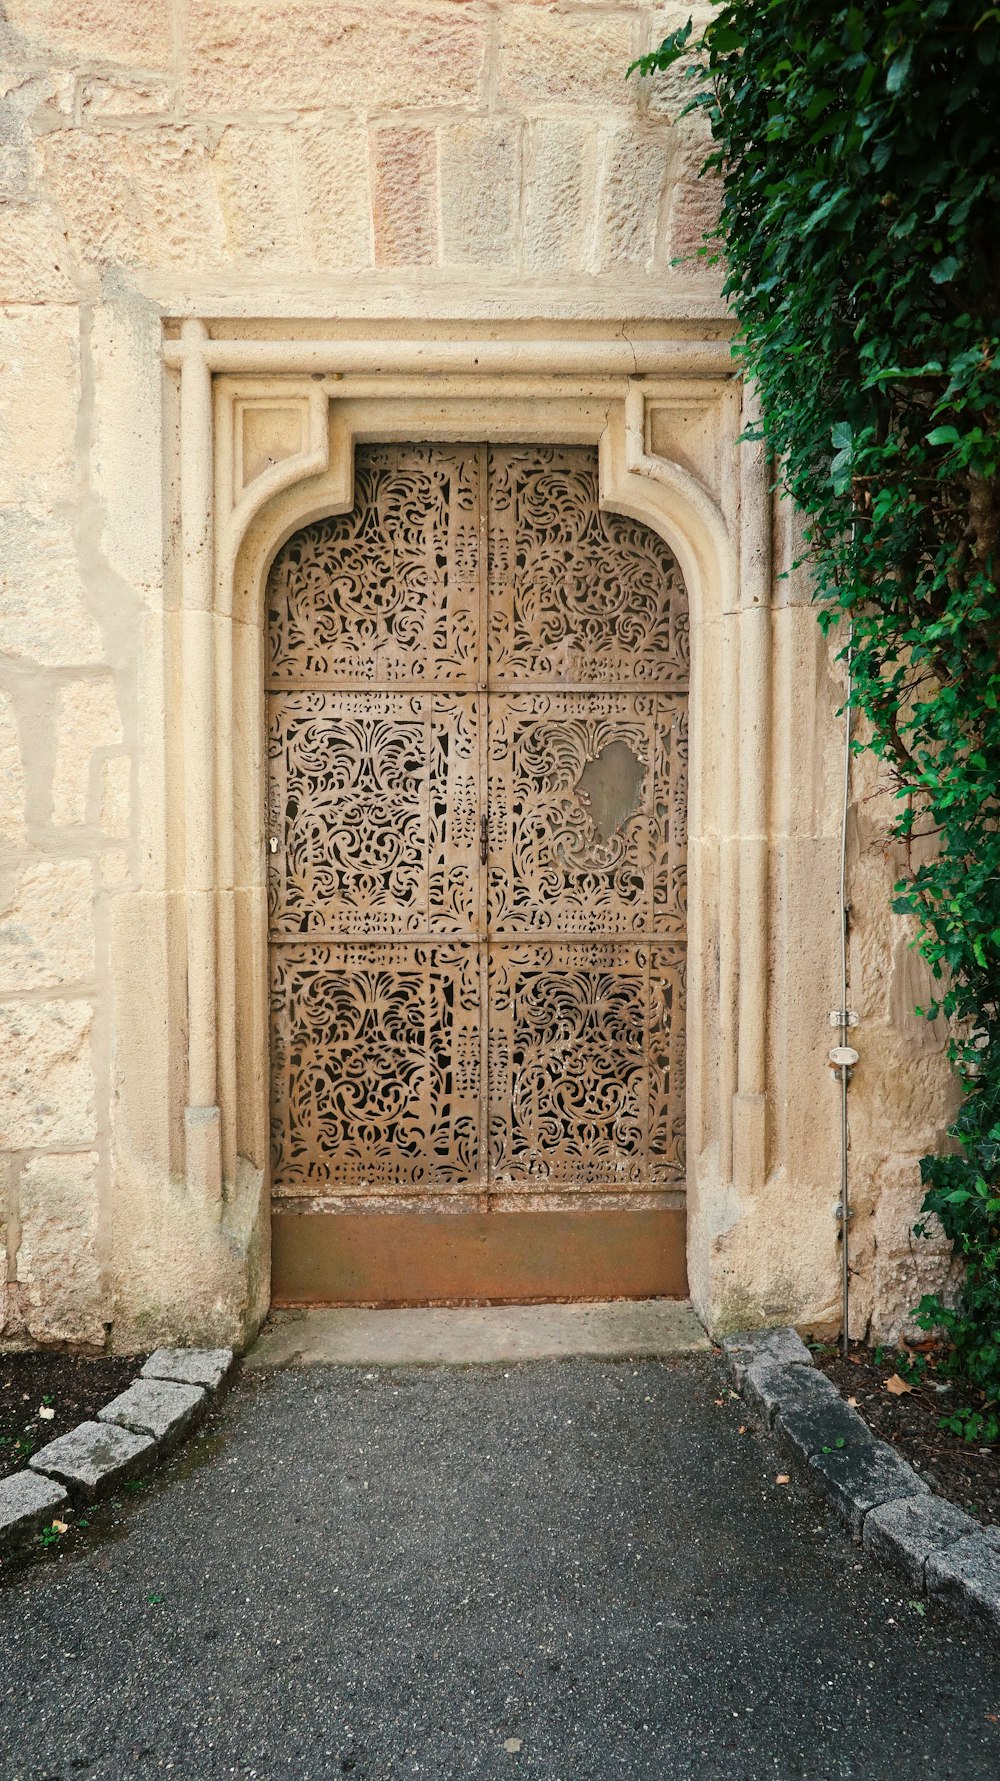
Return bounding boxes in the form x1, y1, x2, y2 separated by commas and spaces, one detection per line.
632, 2, 1000, 1431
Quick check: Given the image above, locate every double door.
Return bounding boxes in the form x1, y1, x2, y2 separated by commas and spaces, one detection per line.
267, 444, 688, 1302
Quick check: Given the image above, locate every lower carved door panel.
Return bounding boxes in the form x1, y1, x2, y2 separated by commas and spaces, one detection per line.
268, 443, 689, 1304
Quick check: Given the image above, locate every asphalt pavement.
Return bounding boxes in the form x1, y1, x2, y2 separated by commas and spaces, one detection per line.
1, 1351, 998, 1779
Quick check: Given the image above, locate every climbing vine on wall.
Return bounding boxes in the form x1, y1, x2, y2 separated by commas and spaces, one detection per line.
633, 1, 1000, 1426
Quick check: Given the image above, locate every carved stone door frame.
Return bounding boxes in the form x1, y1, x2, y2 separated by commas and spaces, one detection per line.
155, 321, 770, 1329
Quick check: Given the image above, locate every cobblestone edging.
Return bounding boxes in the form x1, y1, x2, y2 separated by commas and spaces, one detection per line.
0, 1347, 234, 1557
725, 1328, 1000, 1639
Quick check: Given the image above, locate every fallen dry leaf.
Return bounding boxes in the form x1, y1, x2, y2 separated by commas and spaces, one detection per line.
503, 1738, 523, 1754
776, 1474, 790, 1485
885, 1373, 913, 1396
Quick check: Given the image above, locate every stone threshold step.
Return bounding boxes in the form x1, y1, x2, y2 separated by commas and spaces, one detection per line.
246, 1299, 709, 1369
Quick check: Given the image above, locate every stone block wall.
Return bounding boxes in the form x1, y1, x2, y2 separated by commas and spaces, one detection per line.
0, 0, 720, 301
0, 0, 956, 1348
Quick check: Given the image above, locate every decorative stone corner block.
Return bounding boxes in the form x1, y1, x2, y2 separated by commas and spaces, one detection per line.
0, 1469, 68, 1554
142, 1346, 234, 1391
29, 1419, 154, 1501
99, 1378, 206, 1445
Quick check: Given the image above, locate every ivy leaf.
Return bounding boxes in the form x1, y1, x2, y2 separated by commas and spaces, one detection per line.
886, 45, 914, 92
931, 256, 960, 284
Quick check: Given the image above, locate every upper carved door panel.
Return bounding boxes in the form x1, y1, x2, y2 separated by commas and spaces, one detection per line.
487, 446, 688, 686
487, 692, 687, 937
267, 444, 483, 687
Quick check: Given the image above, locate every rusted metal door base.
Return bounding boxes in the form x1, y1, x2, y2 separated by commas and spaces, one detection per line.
271, 1209, 687, 1307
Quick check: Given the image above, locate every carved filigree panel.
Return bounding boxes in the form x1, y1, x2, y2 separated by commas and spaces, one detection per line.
270, 942, 482, 1189
487, 692, 686, 936
488, 445, 688, 686
267, 444, 482, 686
649, 945, 687, 1182
266, 441, 689, 1209
488, 942, 685, 1189
268, 691, 481, 938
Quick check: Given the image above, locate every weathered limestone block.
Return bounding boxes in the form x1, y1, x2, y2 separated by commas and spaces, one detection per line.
80, 78, 173, 118
29, 1419, 154, 1500
440, 119, 520, 269
142, 1346, 234, 1391
0, 857, 94, 991
0, 306, 79, 505
0, 1000, 95, 1148
596, 126, 671, 273
0, 508, 102, 667
523, 119, 593, 274
645, 5, 716, 117
51, 677, 123, 828
0, 1469, 68, 1552
17, 1151, 103, 1345
89, 297, 164, 599
99, 755, 130, 840
42, 131, 144, 267
184, 1, 487, 114
99, 1377, 205, 1443
129, 129, 226, 271
297, 118, 372, 271
889, 933, 948, 1058
2, 0, 171, 66
498, 7, 638, 108
0, 1226, 8, 1335
664, 175, 722, 267
0, 694, 26, 848
0, 203, 81, 304
211, 126, 302, 267
371, 126, 438, 269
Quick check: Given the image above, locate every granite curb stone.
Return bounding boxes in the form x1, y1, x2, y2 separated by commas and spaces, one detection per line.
28, 1419, 156, 1502
99, 1378, 206, 1446
864, 1493, 979, 1592
141, 1347, 234, 1392
725, 1325, 1000, 1642
809, 1437, 929, 1535
722, 1326, 813, 1388
10, 1348, 234, 1533
927, 1528, 1000, 1637
0, 1469, 68, 1554
774, 1387, 876, 1464
743, 1354, 838, 1428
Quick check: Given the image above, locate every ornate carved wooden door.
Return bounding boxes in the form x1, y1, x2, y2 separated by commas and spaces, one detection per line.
268, 444, 688, 1305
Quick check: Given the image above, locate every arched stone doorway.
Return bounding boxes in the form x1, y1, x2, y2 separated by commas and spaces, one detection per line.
265, 443, 689, 1303
125, 324, 810, 1352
